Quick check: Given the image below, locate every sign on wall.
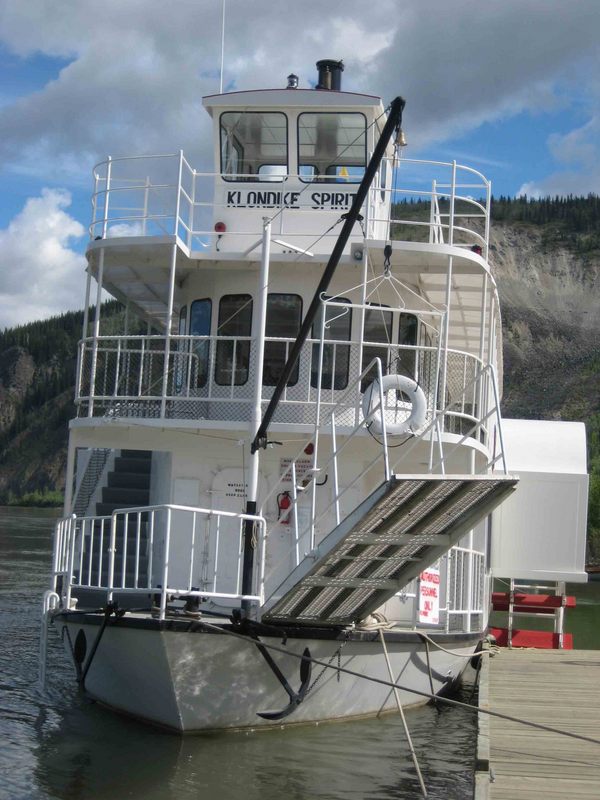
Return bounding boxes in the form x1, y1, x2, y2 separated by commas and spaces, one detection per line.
418, 566, 440, 625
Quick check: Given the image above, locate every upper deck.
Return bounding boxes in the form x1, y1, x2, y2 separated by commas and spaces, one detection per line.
76, 65, 501, 457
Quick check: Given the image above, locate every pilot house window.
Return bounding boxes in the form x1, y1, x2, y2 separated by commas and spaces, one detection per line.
298, 112, 366, 183
220, 112, 288, 181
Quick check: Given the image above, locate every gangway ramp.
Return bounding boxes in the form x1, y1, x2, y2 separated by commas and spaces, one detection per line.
262, 474, 517, 626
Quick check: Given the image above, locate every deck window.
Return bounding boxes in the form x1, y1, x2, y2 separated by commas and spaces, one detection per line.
361, 304, 393, 390
298, 113, 366, 183
264, 294, 303, 386
220, 112, 288, 182
190, 299, 212, 387
215, 295, 252, 385
311, 298, 352, 390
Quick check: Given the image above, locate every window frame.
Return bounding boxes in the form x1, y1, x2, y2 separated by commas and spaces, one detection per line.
263, 293, 303, 387
297, 111, 367, 184
220, 111, 289, 183
215, 294, 253, 386
189, 298, 212, 388
310, 296, 352, 390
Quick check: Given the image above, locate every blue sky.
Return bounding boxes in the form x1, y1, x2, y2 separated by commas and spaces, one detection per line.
1, 0, 599, 327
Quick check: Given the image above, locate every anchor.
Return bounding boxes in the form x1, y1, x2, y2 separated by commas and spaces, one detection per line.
252, 634, 312, 721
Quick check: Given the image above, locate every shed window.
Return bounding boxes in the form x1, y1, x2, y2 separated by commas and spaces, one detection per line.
298, 113, 366, 183
264, 294, 302, 386
215, 295, 252, 385
311, 298, 352, 390
220, 112, 288, 182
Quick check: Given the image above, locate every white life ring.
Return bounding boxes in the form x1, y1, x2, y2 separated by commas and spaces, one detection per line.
362, 374, 427, 436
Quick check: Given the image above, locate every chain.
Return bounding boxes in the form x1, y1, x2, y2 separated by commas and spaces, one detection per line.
306, 635, 349, 694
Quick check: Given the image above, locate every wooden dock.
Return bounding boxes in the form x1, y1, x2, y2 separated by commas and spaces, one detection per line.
476, 648, 600, 799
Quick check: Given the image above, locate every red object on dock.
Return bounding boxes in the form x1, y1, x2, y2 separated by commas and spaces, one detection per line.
490, 627, 573, 649
491, 592, 576, 613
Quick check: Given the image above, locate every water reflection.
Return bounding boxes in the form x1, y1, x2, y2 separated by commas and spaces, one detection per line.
34, 698, 477, 800
3, 507, 477, 800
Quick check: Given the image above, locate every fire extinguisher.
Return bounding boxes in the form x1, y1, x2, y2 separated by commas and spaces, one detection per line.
277, 491, 292, 524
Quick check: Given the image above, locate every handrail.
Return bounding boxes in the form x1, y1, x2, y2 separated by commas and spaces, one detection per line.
55, 503, 267, 620
87, 149, 491, 252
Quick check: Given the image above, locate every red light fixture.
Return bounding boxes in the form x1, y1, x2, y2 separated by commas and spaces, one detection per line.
304, 442, 314, 455
214, 221, 226, 233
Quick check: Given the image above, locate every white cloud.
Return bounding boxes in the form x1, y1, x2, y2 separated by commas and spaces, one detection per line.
0, 0, 599, 173
0, 0, 599, 326
0, 189, 86, 327
516, 182, 543, 200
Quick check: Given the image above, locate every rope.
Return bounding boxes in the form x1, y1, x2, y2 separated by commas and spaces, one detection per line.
195, 618, 600, 747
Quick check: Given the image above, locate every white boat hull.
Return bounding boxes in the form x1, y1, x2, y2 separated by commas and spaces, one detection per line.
57, 614, 479, 732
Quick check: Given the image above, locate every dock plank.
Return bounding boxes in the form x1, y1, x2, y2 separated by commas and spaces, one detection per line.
477, 649, 600, 799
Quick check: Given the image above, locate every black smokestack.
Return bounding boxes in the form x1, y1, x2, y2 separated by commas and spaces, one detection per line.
316, 59, 344, 91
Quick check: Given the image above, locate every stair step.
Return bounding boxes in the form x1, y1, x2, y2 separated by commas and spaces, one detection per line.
113, 456, 152, 474
107, 470, 151, 490
490, 627, 573, 650
492, 592, 576, 612
120, 449, 152, 460
102, 486, 150, 504
97, 502, 151, 516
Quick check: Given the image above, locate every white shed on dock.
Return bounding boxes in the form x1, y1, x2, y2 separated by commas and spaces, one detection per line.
491, 419, 588, 583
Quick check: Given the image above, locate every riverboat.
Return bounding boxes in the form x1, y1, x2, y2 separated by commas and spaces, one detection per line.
40, 60, 587, 732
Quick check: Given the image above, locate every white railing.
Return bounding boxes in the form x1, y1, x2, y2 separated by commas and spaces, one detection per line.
258, 355, 506, 597
75, 332, 492, 438
52, 504, 267, 620
89, 153, 491, 253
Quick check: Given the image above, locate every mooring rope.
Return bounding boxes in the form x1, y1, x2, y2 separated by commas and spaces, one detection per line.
196, 618, 600, 747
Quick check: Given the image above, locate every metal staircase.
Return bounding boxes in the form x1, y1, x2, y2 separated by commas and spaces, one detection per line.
261, 473, 517, 626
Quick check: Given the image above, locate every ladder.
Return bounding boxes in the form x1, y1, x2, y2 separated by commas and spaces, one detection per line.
491, 580, 576, 649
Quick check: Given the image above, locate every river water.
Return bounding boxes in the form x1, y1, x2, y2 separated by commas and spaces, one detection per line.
0, 507, 499, 799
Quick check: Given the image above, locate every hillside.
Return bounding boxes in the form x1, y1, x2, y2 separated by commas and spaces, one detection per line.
0, 197, 598, 557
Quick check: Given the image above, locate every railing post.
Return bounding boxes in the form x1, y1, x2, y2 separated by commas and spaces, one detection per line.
331, 412, 341, 525
65, 516, 77, 610
88, 157, 111, 418
160, 508, 172, 620
241, 218, 272, 617
437, 255, 453, 439
429, 179, 436, 243
160, 151, 184, 417
108, 513, 117, 605
449, 160, 456, 245
188, 168, 196, 250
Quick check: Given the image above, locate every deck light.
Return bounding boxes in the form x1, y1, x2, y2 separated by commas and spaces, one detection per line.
287, 74, 299, 89
214, 222, 226, 233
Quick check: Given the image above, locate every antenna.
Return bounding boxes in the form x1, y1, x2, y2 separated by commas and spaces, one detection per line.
219, 0, 226, 94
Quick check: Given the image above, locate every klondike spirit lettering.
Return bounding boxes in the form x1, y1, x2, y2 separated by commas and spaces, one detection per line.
225, 189, 358, 210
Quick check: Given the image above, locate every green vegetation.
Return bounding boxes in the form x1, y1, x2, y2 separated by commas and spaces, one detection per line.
390, 193, 600, 254
5, 489, 64, 507
492, 193, 600, 255
587, 413, 600, 564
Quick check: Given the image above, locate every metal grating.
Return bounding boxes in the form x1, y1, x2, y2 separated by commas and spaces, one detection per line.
261, 474, 517, 626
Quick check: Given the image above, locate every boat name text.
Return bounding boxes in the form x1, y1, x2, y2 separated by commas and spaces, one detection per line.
225, 190, 357, 210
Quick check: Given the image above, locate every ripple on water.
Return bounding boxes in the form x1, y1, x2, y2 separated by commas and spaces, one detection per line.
1, 508, 477, 800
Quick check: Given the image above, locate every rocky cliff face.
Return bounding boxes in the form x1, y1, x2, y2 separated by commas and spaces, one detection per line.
0, 347, 35, 431
490, 223, 599, 421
